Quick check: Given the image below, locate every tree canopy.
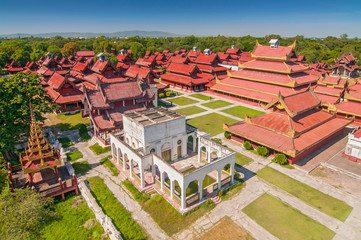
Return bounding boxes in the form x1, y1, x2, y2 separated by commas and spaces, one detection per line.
0, 72, 57, 160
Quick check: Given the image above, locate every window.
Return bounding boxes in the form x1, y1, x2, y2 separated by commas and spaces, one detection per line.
150, 148, 155, 153
177, 140, 182, 145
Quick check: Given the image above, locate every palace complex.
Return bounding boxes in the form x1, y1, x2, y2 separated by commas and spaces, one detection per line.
224, 90, 352, 164
110, 107, 235, 212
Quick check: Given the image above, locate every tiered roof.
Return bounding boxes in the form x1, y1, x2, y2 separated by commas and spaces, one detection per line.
19, 109, 61, 174
225, 90, 352, 162
211, 41, 319, 103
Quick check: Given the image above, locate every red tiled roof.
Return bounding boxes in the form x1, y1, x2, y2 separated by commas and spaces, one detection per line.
73, 62, 88, 72
167, 63, 198, 75
160, 73, 209, 86
101, 81, 142, 101
315, 93, 340, 104
91, 60, 113, 74
282, 91, 320, 114
47, 73, 65, 90
76, 51, 95, 57
195, 54, 218, 65
125, 65, 153, 80
226, 48, 241, 55
336, 101, 361, 116
241, 60, 308, 73
252, 45, 294, 59
135, 58, 154, 68
314, 85, 344, 96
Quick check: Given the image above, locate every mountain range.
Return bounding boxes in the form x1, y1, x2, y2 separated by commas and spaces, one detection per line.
0, 30, 183, 38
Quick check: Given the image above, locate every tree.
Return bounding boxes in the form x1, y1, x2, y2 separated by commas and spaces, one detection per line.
0, 72, 58, 161
272, 153, 288, 165
243, 141, 253, 150
11, 49, 30, 66
30, 49, 44, 61
107, 54, 118, 67
130, 42, 145, 59
47, 45, 62, 57
340, 33, 348, 39
61, 42, 80, 57
0, 188, 55, 240
256, 146, 268, 157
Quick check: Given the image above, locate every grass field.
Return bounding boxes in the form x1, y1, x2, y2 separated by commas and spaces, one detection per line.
89, 143, 111, 155
235, 152, 253, 166
175, 106, 207, 116
221, 106, 264, 119
40, 195, 105, 240
187, 113, 238, 136
66, 150, 83, 162
198, 216, 254, 240
72, 161, 92, 175
167, 97, 199, 106
201, 100, 232, 109
55, 112, 90, 131
100, 156, 120, 176
257, 167, 353, 221
88, 176, 147, 239
58, 137, 73, 148
189, 93, 213, 100
243, 193, 335, 240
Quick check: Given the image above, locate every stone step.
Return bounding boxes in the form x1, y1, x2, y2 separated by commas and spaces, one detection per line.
144, 187, 155, 194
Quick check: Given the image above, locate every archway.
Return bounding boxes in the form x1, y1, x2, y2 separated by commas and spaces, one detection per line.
211, 151, 218, 161
200, 146, 207, 161
187, 136, 194, 150
112, 143, 116, 160
124, 153, 129, 169
186, 180, 199, 197
161, 142, 171, 161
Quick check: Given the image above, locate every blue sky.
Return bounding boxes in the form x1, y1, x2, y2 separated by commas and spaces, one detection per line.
0, 0, 360, 37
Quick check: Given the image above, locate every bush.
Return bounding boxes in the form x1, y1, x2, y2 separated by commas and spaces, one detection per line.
78, 124, 91, 142
243, 141, 253, 150
272, 153, 288, 165
158, 93, 165, 98
218, 189, 223, 197
206, 198, 213, 205
165, 91, 172, 97
211, 138, 222, 145
89, 143, 111, 155
257, 146, 268, 157
58, 137, 73, 148
224, 131, 231, 139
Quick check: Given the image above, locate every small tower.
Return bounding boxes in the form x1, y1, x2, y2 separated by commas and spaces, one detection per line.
204, 48, 211, 56
120, 49, 126, 56
193, 46, 198, 52
97, 52, 107, 62
269, 39, 279, 48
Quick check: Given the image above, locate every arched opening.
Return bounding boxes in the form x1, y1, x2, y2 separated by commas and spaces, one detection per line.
150, 148, 155, 154
124, 153, 129, 169
177, 139, 182, 158
200, 146, 207, 161
126, 138, 130, 145
161, 142, 171, 161
132, 142, 136, 149
118, 148, 123, 161
211, 151, 218, 161
187, 135, 194, 150
223, 163, 231, 173
186, 180, 199, 197
112, 143, 117, 160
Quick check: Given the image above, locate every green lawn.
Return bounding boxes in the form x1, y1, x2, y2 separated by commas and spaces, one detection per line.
66, 150, 83, 162
243, 193, 335, 240
100, 156, 120, 176
56, 112, 90, 131
89, 143, 111, 155
123, 179, 150, 202
221, 106, 264, 119
235, 152, 253, 166
72, 161, 92, 175
58, 137, 73, 148
78, 124, 91, 142
167, 97, 199, 106
175, 106, 206, 116
187, 113, 238, 136
189, 93, 213, 100
40, 195, 105, 240
201, 100, 232, 109
257, 167, 353, 222
143, 194, 215, 236
88, 177, 147, 239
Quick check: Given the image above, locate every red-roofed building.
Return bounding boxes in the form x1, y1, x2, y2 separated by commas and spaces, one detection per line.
330, 52, 359, 78
7, 60, 24, 74
210, 40, 319, 105
225, 90, 352, 164
116, 49, 134, 75
75, 50, 95, 58
83, 79, 156, 144
44, 72, 83, 112
91, 53, 118, 77
313, 75, 345, 106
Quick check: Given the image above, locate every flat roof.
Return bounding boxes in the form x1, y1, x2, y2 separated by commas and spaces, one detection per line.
124, 106, 184, 126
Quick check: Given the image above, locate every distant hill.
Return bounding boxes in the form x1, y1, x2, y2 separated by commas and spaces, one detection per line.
0, 31, 183, 38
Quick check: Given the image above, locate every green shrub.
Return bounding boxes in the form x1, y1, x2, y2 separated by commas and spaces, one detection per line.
89, 143, 111, 155
243, 141, 253, 150
206, 198, 213, 205
211, 138, 222, 145
158, 93, 165, 98
58, 137, 73, 148
78, 124, 91, 142
165, 91, 172, 97
224, 131, 231, 139
257, 146, 268, 157
272, 153, 288, 165
218, 189, 223, 197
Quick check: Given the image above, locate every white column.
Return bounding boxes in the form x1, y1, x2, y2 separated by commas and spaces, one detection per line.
198, 178, 203, 199
181, 184, 186, 210
140, 167, 145, 189
129, 160, 133, 178
160, 172, 164, 192
230, 163, 235, 183
217, 170, 222, 190
207, 147, 211, 163
123, 156, 126, 171
198, 144, 202, 163
192, 135, 196, 152
170, 180, 174, 200
152, 165, 155, 183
